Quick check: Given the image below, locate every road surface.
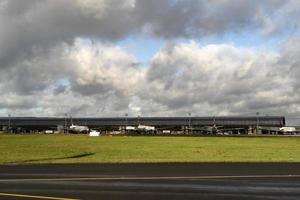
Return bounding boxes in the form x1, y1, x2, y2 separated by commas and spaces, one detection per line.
0, 163, 300, 200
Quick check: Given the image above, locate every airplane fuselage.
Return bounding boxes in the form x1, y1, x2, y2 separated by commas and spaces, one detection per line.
69, 124, 89, 133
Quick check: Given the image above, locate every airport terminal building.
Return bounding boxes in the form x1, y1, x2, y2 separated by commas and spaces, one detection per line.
0, 116, 285, 134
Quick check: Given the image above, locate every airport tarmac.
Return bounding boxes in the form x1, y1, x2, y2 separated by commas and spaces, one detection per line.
0, 163, 300, 200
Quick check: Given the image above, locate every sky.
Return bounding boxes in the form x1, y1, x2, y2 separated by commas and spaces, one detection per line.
1, 0, 300, 124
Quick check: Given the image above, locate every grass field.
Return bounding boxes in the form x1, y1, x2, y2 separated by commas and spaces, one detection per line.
1, 134, 300, 164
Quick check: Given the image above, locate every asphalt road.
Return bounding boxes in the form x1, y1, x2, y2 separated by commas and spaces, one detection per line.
1, 163, 300, 200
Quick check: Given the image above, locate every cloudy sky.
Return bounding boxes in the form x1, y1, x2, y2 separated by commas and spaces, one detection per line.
1, 0, 300, 124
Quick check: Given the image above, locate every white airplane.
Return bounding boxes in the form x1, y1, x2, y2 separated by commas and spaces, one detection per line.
67, 117, 89, 133
69, 124, 89, 133
125, 126, 136, 131
124, 125, 155, 133
125, 125, 155, 131
279, 127, 296, 134
137, 125, 155, 131
259, 126, 297, 135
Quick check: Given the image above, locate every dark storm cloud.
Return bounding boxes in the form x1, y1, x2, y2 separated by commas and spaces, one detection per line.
0, 0, 137, 68
0, 44, 71, 95
135, 0, 258, 38
0, 0, 297, 69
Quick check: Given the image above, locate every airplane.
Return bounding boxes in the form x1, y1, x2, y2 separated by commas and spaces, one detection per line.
125, 126, 136, 131
124, 125, 155, 131
257, 126, 297, 135
194, 125, 221, 134
69, 124, 89, 133
194, 117, 244, 134
194, 126, 244, 135
68, 117, 89, 133
137, 125, 155, 131
279, 127, 297, 134
124, 124, 155, 134
195, 117, 223, 134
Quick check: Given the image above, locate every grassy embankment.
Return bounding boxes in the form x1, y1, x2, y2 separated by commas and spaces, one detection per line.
0, 134, 300, 164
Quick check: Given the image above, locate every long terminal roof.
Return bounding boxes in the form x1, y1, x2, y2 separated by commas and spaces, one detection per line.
0, 116, 285, 128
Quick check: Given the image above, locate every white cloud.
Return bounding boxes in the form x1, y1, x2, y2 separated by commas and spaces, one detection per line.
1, 38, 300, 121
66, 40, 145, 99
142, 41, 297, 116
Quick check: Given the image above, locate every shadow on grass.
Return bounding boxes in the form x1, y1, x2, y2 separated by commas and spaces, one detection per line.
7, 152, 95, 164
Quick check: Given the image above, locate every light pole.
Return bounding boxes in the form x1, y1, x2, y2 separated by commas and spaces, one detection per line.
188, 112, 191, 134
125, 113, 128, 134
64, 113, 68, 134
256, 112, 260, 134
138, 115, 141, 125
8, 114, 11, 133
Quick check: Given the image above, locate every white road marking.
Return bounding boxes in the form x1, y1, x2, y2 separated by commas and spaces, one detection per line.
0, 192, 79, 200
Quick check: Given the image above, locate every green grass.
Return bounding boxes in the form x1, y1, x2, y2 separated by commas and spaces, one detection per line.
1, 134, 300, 164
